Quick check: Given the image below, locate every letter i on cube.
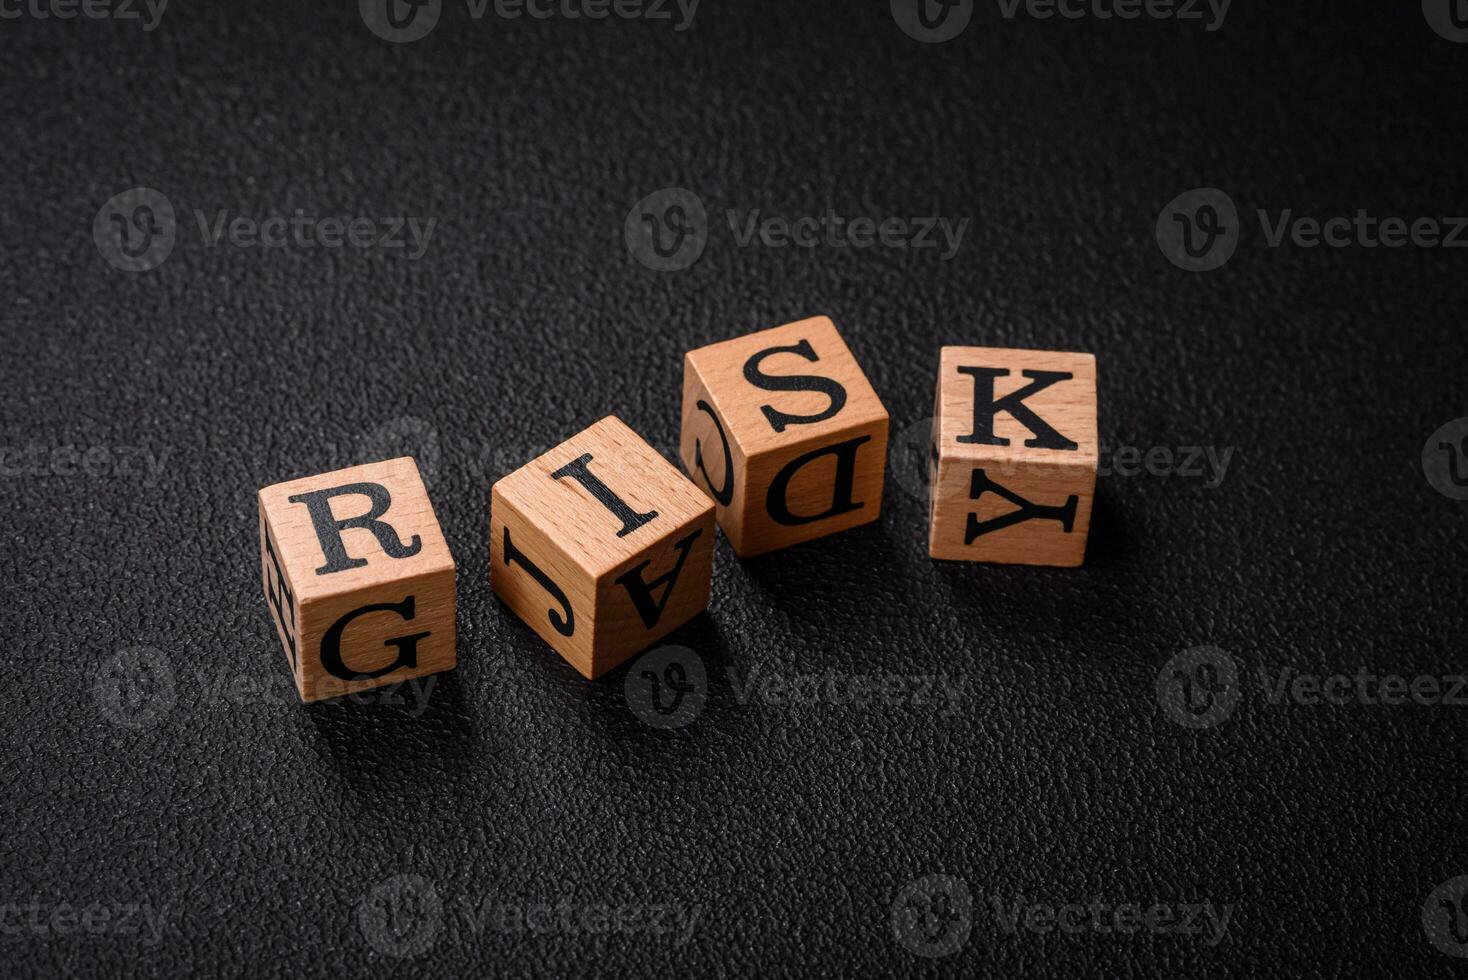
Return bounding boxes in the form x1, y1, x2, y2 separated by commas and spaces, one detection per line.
258, 457, 457, 702
928, 346, 1098, 567
678, 315, 889, 557
490, 416, 716, 680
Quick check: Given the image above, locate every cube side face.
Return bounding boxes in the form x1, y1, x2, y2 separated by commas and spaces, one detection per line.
296, 566, 457, 703
257, 457, 458, 701
930, 454, 1095, 566
930, 347, 1098, 566
490, 489, 598, 678
590, 507, 716, 678
492, 416, 716, 679
684, 315, 890, 556
259, 502, 303, 687
735, 418, 888, 557
678, 358, 751, 542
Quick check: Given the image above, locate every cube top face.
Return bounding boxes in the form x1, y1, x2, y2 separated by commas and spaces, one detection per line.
492, 416, 714, 579
258, 457, 453, 600
935, 346, 1098, 469
930, 347, 1098, 567
684, 316, 888, 459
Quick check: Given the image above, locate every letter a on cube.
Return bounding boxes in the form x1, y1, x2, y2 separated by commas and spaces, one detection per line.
490, 416, 716, 679
258, 457, 457, 702
929, 346, 1098, 566
678, 315, 889, 557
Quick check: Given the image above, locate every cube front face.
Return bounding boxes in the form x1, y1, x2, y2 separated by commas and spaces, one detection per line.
258, 457, 457, 702
929, 346, 1098, 567
679, 316, 889, 557
490, 416, 715, 680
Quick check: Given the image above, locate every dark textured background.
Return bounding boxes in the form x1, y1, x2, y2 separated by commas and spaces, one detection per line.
3, 1, 1466, 976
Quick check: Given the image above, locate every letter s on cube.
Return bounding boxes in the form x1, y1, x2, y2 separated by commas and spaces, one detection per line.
257, 456, 457, 702
929, 346, 1098, 567
678, 315, 889, 557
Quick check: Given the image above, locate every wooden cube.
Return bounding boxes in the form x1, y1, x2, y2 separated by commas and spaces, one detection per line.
678, 316, 889, 557
490, 416, 716, 680
928, 346, 1098, 566
258, 457, 457, 703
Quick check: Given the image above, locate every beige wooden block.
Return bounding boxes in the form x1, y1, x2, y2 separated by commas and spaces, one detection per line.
258, 456, 457, 703
678, 315, 889, 557
928, 346, 1098, 566
490, 416, 716, 680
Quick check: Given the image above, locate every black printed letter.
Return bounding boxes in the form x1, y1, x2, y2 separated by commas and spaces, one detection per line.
288, 482, 422, 575
743, 339, 848, 433
551, 453, 657, 537
262, 522, 297, 667
964, 468, 1077, 542
766, 436, 870, 525
613, 529, 703, 629
957, 367, 1078, 451
691, 399, 734, 506
318, 595, 429, 680
502, 526, 575, 636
